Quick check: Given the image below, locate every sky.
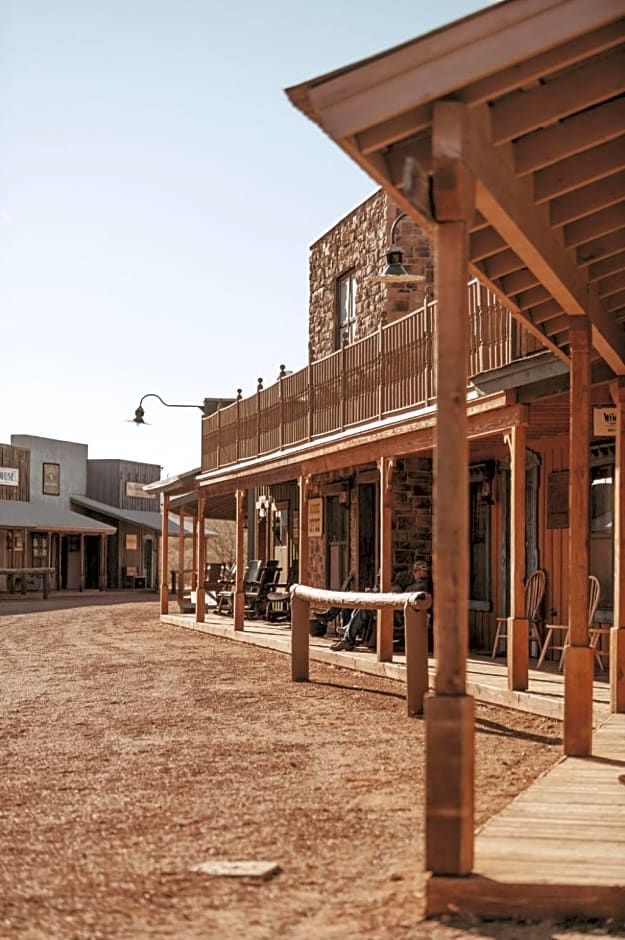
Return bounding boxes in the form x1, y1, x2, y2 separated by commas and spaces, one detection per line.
1, 0, 488, 478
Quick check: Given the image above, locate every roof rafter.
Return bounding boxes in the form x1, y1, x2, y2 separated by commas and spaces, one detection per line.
468, 105, 625, 372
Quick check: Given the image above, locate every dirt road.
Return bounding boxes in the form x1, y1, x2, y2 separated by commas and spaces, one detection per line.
1, 597, 620, 938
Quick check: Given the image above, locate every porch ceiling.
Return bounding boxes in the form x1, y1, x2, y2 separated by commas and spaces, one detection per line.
286, 0, 625, 374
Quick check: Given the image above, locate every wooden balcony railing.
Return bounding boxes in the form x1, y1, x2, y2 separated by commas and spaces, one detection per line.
202, 280, 521, 473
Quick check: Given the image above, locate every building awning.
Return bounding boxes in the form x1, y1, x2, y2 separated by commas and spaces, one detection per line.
0, 502, 116, 534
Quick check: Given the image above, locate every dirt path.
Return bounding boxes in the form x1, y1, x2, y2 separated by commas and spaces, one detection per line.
0, 598, 621, 939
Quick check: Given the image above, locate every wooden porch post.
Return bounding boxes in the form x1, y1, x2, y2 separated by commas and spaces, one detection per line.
564, 318, 593, 756
507, 423, 529, 690
425, 100, 474, 877
377, 456, 394, 662
79, 533, 84, 592
233, 488, 246, 631
177, 511, 185, 604
298, 473, 311, 587
160, 493, 169, 614
196, 494, 206, 623
191, 512, 198, 591
99, 533, 106, 591
610, 378, 625, 713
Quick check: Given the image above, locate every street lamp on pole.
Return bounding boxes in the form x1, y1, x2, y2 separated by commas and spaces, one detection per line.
130, 393, 235, 425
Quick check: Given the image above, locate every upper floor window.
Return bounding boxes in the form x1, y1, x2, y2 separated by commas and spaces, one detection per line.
336, 271, 357, 349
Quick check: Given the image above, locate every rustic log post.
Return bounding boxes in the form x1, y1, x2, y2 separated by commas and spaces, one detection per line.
377, 456, 394, 662
196, 494, 206, 623
507, 422, 529, 690
564, 318, 593, 756
610, 377, 625, 712
405, 599, 429, 715
177, 510, 185, 603
160, 493, 169, 614
291, 591, 310, 681
425, 100, 475, 877
233, 488, 246, 631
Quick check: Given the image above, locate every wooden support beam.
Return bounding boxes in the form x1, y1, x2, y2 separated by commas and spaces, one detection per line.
534, 138, 625, 205
195, 495, 206, 623
233, 488, 246, 630
550, 171, 625, 227
99, 533, 106, 591
160, 493, 169, 615
79, 533, 84, 592
425, 100, 475, 879
468, 106, 625, 373
609, 378, 625, 713
507, 424, 529, 691
191, 514, 198, 591
377, 457, 394, 663
177, 511, 185, 603
564, 202, 625, 249
564, 318, 593, 756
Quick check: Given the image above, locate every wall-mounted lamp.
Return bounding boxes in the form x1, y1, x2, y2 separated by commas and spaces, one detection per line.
255, 494, 276, 522
375, 211, 426, 284
130, 393, 236, 425
479, 460, 497, 504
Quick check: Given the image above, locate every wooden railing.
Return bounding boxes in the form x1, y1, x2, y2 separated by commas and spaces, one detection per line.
202, 280, 518, 472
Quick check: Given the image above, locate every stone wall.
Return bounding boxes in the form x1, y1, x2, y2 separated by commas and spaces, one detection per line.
308, 191, 433, 362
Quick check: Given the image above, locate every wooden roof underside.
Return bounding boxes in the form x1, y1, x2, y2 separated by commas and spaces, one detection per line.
286, 0, 625, 374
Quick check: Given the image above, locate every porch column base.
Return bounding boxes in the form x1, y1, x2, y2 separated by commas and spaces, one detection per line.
507, 616, 529, 692
424, 693, 474, 875
233, 591, 245, 631
610, 626, 625, 713
377, 608, 393, 663
160, 584, 169, 615
564, 645, 593, 755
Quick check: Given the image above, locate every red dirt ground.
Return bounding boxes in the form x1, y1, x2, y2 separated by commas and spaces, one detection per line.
1, 595, 623, 939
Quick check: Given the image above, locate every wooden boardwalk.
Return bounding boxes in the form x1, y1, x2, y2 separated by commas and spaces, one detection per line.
427, 713, 625, 919
163, 610, 624, 920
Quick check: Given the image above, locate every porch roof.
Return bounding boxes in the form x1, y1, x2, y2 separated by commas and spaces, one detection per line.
286, 0, 625, 374
0, 502, 116, 535
69, 495, 183, 535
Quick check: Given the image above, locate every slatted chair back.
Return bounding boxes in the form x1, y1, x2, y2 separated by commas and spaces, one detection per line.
526, 569, 546, 624
588, 575, 600, 627
537, 574, 601, 671
491, 568, 546, 659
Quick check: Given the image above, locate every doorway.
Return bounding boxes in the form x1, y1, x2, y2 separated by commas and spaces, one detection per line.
358, 483, 378, 590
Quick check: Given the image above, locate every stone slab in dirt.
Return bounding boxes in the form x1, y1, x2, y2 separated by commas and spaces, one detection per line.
1, 596, 623, 939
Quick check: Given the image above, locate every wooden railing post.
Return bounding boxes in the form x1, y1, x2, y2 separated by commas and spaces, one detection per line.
177, 510, 185, 604
378, 316, 386, 420
256, 378, 263, 456
405, 598, 430, 715
306, 366, 314, 441
291, 591, 310, 681
378, 456, 394, 662
340, 344, 347, 431
235, 388, 242, 463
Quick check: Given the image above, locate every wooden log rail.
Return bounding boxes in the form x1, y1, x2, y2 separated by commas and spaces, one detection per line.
289, 584, 432, 715
0, 567, 55, 599
201, 280, 515, 473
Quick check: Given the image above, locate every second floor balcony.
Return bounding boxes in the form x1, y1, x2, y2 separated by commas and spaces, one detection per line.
201, 280, 544, 473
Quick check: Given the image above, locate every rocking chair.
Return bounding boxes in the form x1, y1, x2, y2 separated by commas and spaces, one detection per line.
536, 575, 600, 671
491, 569, 546, 659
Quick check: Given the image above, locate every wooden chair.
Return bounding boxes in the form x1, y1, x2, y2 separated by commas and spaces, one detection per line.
537, 575, 600, 671
244, 560, 281, 619
265, 561, 299, 622
491, 569, 546, 660
204, 562, 228, 608
589, 615, 611, 671
215, 559, 261, 614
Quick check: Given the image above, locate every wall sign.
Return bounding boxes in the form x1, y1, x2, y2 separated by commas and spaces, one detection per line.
308, 498, 323, 538
593, 407, 617, 437
42, 462, 60, 496
0, 467, 19, 486
126, 481, 156, 499
126, 534, 138, 550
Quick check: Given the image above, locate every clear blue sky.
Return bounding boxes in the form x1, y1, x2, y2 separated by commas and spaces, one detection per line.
1, 0, 487, 478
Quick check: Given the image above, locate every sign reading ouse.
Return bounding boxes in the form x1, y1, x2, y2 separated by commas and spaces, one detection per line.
0, 468, 19, 486
126, 481, 157, 499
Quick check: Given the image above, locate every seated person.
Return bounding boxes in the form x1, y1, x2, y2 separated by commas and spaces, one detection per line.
330, 606, 375, 652
406, 558, 433, 652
